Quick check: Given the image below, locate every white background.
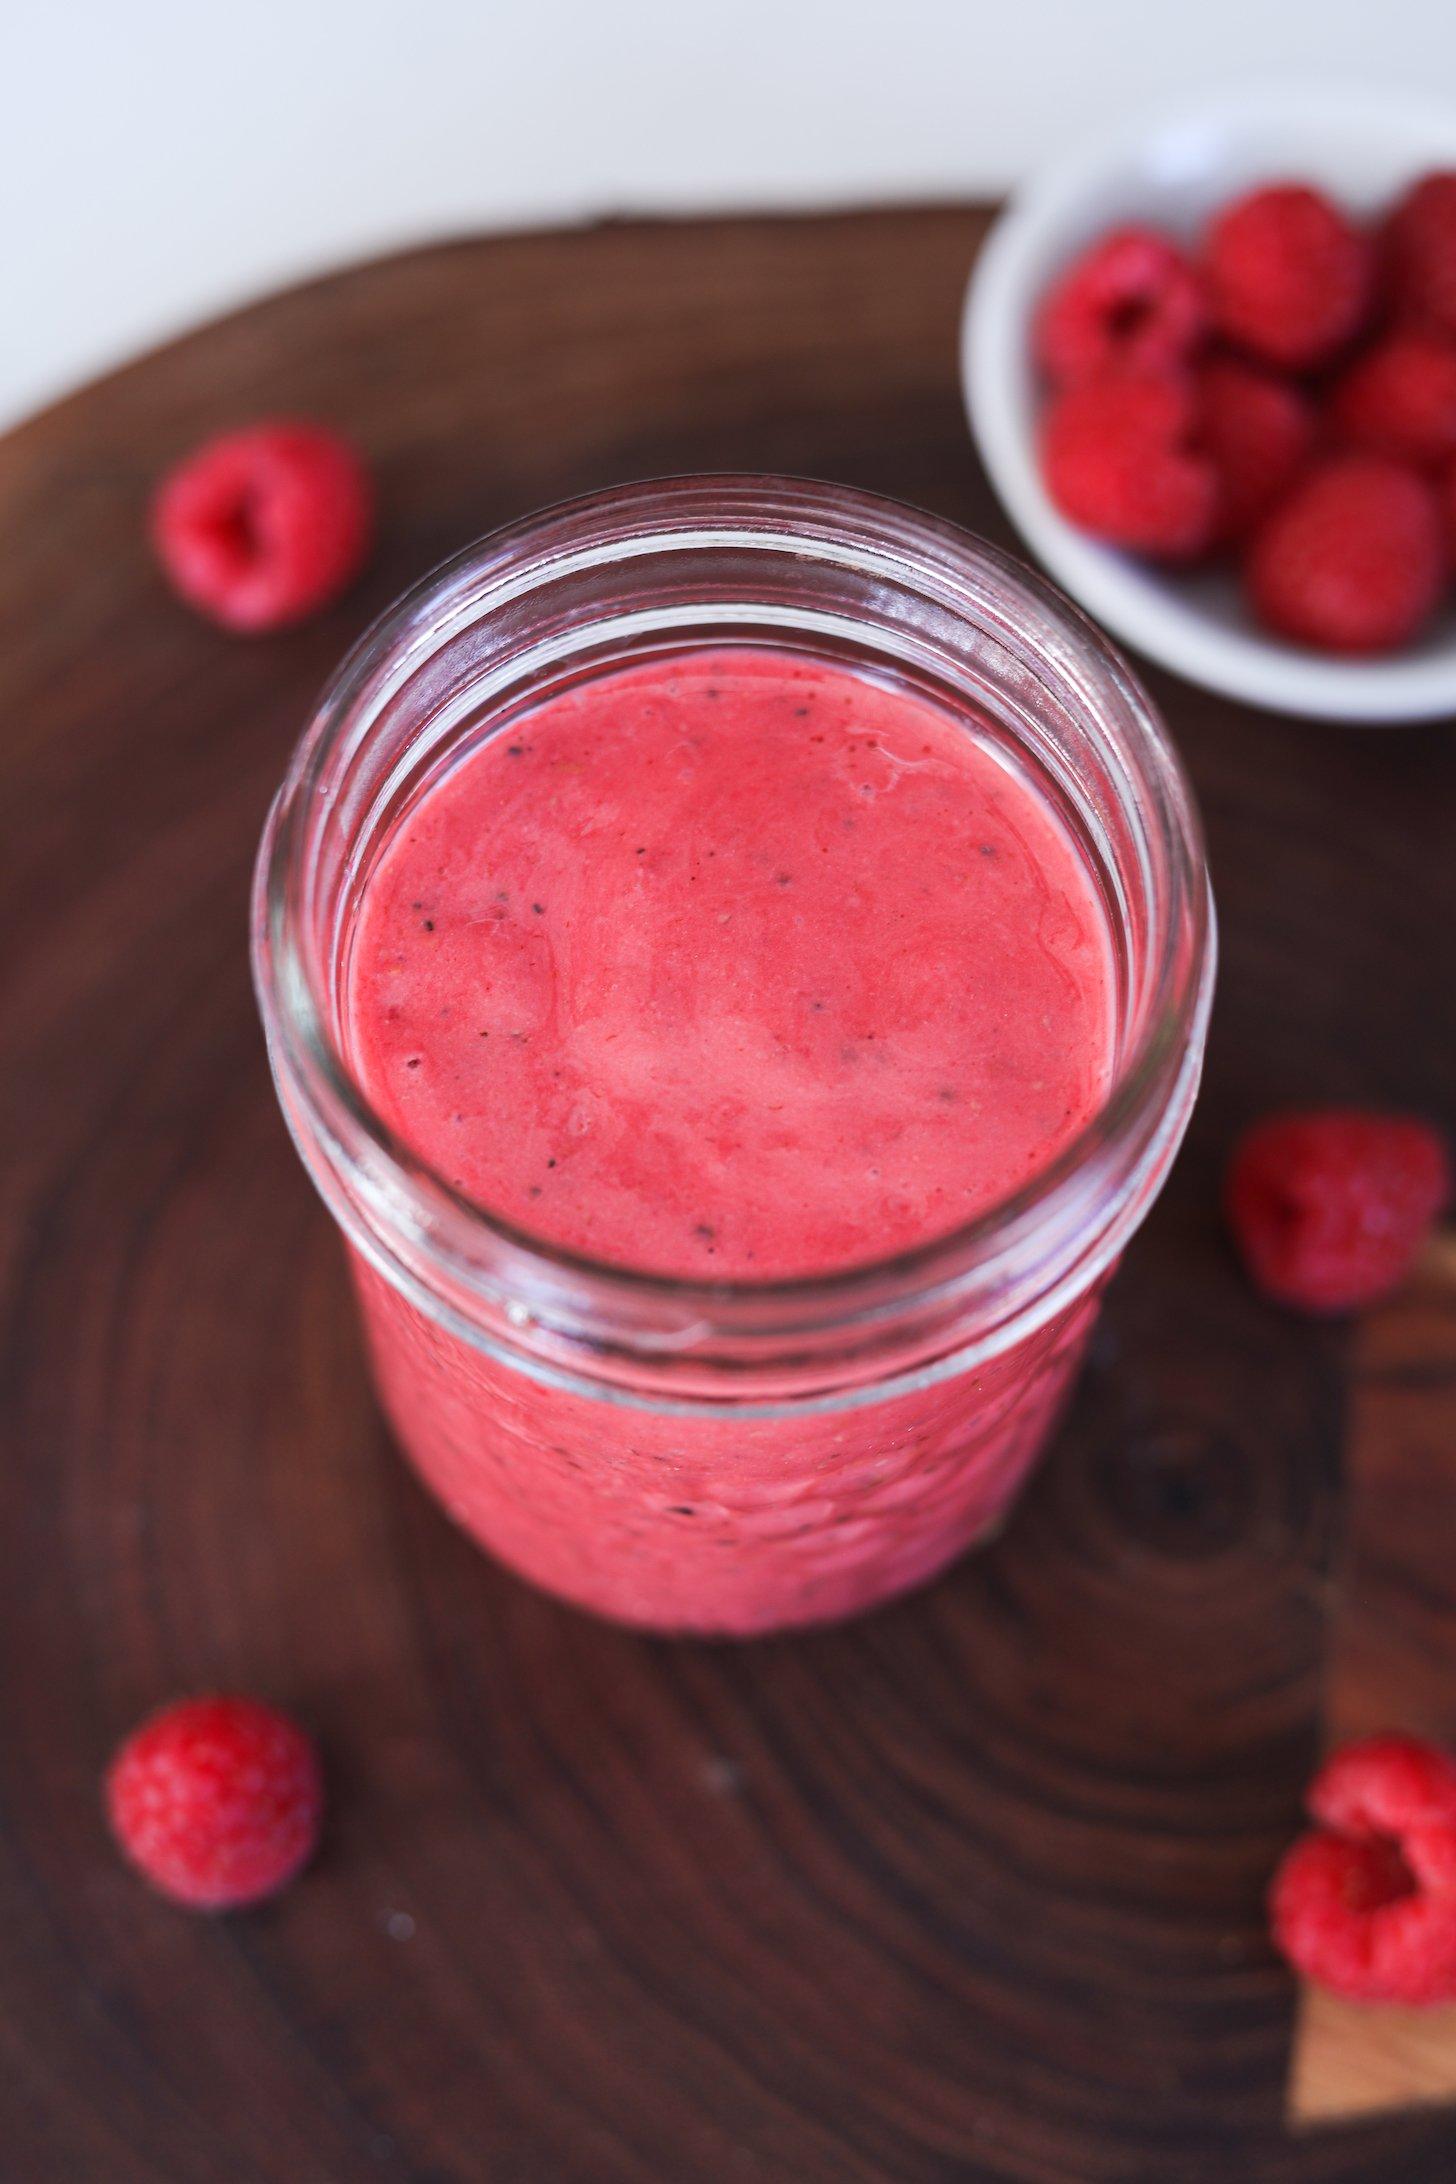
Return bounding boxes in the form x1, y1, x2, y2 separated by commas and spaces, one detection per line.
7, 0, 1453, 430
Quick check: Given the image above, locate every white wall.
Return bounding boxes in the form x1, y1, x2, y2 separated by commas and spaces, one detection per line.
6, 0, 1452, 428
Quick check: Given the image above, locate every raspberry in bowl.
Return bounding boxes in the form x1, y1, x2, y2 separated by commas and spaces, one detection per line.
963, 89, 1456, 722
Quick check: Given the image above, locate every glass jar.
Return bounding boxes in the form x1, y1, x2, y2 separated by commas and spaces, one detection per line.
252, 477, 1214, 1636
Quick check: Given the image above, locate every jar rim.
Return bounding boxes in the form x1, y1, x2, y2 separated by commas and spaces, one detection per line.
253, 475, 1215, 1375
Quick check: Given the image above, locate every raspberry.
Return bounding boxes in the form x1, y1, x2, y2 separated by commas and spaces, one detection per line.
1225, 1108, 1449, 1314
1246, 456, 1443, 655
106, 1696, 323, 1910
151, 421, 372, 634
1443, 455, 1456, 562
1196, 354, 1315, 542
1041, 370, 1219, 559
1312, 1733, 1456, 1846
1271, 1735, 1456, 2006
1384, 172, 1456, 338
1206, 184, 1373, 370
1034, 225, 1207, 385
1330, 328, 1456, 470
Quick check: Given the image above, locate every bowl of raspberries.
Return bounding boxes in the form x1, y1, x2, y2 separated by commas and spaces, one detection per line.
963, 89, 1456, 720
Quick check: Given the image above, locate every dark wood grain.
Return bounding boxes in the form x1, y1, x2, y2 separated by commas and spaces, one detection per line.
1, 204, 1455, 2183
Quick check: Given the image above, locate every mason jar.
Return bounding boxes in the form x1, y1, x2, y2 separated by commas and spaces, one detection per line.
252, 477, 1214, 1635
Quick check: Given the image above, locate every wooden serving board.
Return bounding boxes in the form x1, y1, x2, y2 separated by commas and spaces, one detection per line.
2, 205, 1455, 2183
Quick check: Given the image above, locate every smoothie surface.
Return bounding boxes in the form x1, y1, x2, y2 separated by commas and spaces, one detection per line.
345, 646, 1115, 1279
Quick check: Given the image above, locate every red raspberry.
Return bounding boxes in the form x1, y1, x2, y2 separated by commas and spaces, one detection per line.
1196, 354, 1315, 542
1225, 1108, 1449, 1314
1246, 456, 1443, 655
1384, 172, 1456, 338
1271, 1735, 1456, 2006
106, 1696, 323, 1910
1041, 370, 1219, 560
1034, 225, 1207, 385
1330, 328, 1456, 470
151, 421, 372, 634
1443, 455, 1456, 562
1206, 184, 1373, 370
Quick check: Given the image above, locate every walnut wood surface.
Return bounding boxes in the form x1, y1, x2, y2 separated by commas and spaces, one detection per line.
2, 205, 1455, 2183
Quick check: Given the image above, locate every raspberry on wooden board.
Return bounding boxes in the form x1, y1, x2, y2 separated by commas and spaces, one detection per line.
1225, 1108, 1450, 1314
106, 1696, 323, 1910
1271, 1736, 1456, 2007
151, 420, 372, 634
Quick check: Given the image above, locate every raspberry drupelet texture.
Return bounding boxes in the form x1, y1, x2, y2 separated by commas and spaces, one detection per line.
1271, 1735, 1456, 2006
1330, 327, 1456, 470
151, 420, 372, 634
1034, 226, 1207, 385
1225, 1108, 1449, 1314
1195, 354, 1315, 542
1384, 172, 1456, 338
1246, 456, 1444, 656
106, 1695, 324, 1910
1041, 370, 1219, 559
1205, 184, 1373, 371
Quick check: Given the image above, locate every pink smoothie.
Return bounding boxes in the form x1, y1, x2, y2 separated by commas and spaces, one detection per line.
340, 645, 1117, 1632
347, 647, 1114, 1280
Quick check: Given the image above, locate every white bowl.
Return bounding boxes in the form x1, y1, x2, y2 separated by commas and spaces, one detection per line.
962, 87, 1456, 723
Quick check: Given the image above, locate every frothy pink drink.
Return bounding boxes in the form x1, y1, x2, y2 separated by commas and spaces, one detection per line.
254, 479, 1212, 1638
342, 647, 1115, 1629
